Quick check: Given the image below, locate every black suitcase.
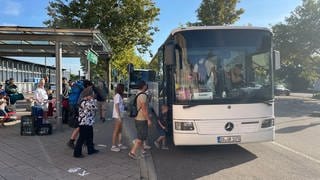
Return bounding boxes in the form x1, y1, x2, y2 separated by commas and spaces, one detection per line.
36, 123, 52, 135
20, 115, 35, 136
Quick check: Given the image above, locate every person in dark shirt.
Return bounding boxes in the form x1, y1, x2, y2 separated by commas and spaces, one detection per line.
154, 105, 169, 150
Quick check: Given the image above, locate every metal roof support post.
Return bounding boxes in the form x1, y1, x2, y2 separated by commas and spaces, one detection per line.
87, 58, 90, 80
55, 41, 63, 131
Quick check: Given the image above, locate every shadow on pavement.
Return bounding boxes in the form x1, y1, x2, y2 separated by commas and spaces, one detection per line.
276, 123, 320, 134
151, 144, 257, 180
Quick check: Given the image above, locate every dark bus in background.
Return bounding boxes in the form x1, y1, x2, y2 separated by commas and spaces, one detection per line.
128, 68, 156, 96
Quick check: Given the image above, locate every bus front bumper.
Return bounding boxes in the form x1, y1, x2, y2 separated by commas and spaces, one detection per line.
173, 128, 274, 146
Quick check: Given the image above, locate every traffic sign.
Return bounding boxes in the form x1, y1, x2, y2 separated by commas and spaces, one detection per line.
87, 49, 98, 64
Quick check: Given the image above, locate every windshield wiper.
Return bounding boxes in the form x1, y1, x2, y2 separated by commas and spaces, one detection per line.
182, 104, 199, 109
263, 99, 274, 106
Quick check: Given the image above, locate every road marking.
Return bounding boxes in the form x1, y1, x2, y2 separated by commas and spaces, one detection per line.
272, 142, 320, 164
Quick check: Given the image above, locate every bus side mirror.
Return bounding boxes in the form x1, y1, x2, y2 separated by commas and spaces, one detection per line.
164, 42, 176, 66
273, 50, 280, 70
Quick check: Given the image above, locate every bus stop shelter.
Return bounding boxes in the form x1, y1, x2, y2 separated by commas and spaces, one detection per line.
0, 26, 112, 130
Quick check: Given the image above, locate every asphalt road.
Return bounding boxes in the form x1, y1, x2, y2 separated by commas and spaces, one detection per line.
150, 94, 320, 180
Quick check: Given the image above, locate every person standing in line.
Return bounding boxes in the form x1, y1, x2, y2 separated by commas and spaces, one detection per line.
110, 83, 128, 152
93, 79, 108, 122
66, 80, 84, 148
128, 80, 152, 159
73, 84, 99, 158
62, 77, 70, 124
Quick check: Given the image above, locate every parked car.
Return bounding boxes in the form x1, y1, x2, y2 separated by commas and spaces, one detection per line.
274, 84, 290, 96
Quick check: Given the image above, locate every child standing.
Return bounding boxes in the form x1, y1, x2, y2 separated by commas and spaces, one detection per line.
154, 105, 169, 150
73, 86, 99, 158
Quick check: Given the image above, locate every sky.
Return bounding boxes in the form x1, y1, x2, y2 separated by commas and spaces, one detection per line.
0, 0, 302, 74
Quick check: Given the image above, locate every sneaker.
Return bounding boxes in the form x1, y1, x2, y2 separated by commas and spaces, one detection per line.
128, 152, 138, 160
144, 144, 151, 150
110, 145, 120, 152
67, 140, 75, 149
74, 154, 84, 158
118, 144, 128, 150
154, 141, 160, 149
88, 149, 99, 155
161, 146, 169, 150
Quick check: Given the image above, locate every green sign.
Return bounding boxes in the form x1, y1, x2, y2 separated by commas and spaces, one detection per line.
87, 49, 98, 64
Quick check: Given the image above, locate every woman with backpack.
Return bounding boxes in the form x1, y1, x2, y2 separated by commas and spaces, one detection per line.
110, 83, 128, 152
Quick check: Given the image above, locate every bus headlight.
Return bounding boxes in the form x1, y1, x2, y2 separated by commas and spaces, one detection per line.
175, 122, 194, 131
261, 118, 274, 128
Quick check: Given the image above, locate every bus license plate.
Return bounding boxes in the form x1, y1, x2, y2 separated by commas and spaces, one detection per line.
217, 136, 241, 143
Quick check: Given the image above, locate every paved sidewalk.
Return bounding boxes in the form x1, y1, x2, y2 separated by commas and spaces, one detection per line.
0, 102, 142, 180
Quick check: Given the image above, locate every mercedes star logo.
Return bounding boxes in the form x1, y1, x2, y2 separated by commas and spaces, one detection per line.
225, 122, 234, 131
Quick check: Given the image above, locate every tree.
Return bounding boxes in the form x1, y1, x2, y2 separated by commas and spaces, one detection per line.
110, 47, 147, 81
272, 0, 320, 90
44, 0, 159, 80
193, 0, 244, 26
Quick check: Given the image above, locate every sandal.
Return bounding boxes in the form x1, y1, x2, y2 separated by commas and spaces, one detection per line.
128, 152, 138, 160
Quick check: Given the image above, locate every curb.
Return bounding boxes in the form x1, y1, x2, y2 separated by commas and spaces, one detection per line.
121, 110, 158, 180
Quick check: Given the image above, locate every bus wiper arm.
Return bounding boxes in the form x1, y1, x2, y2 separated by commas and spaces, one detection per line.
263, 99, 274, 106
183, 104, 198, 109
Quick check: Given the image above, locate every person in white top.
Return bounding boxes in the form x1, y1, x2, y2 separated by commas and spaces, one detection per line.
111, 83, 128, 152
33, 78, 49, 121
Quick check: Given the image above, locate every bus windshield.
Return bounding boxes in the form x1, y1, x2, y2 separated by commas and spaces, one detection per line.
174, 29, 272, 104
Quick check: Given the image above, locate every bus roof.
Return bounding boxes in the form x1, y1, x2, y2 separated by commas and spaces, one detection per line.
170, 26, 271, 36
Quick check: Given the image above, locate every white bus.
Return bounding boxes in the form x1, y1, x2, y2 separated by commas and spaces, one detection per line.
149, 26, 280, 145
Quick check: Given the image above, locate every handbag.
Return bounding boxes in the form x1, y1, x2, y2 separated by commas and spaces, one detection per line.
62, 99, 69, 108
9, 93, 24, 104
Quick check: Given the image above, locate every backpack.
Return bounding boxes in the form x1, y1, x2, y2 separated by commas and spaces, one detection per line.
69, 81, 84, 106
128, 92, 146, 117
93, 82, 108, 101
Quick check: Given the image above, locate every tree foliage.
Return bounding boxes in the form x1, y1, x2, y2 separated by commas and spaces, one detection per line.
111, 47, 147, 81
192, 0, 244, 26
272, 0, 320, 90
44, 0, 159, 79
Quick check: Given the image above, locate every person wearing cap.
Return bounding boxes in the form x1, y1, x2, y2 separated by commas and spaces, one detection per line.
73, 81, 99, 158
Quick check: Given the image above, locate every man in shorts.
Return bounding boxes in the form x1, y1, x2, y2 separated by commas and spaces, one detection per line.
128, 80, 152, 159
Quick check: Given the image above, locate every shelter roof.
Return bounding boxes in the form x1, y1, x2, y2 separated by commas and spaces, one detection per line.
0, 26, 111, 58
